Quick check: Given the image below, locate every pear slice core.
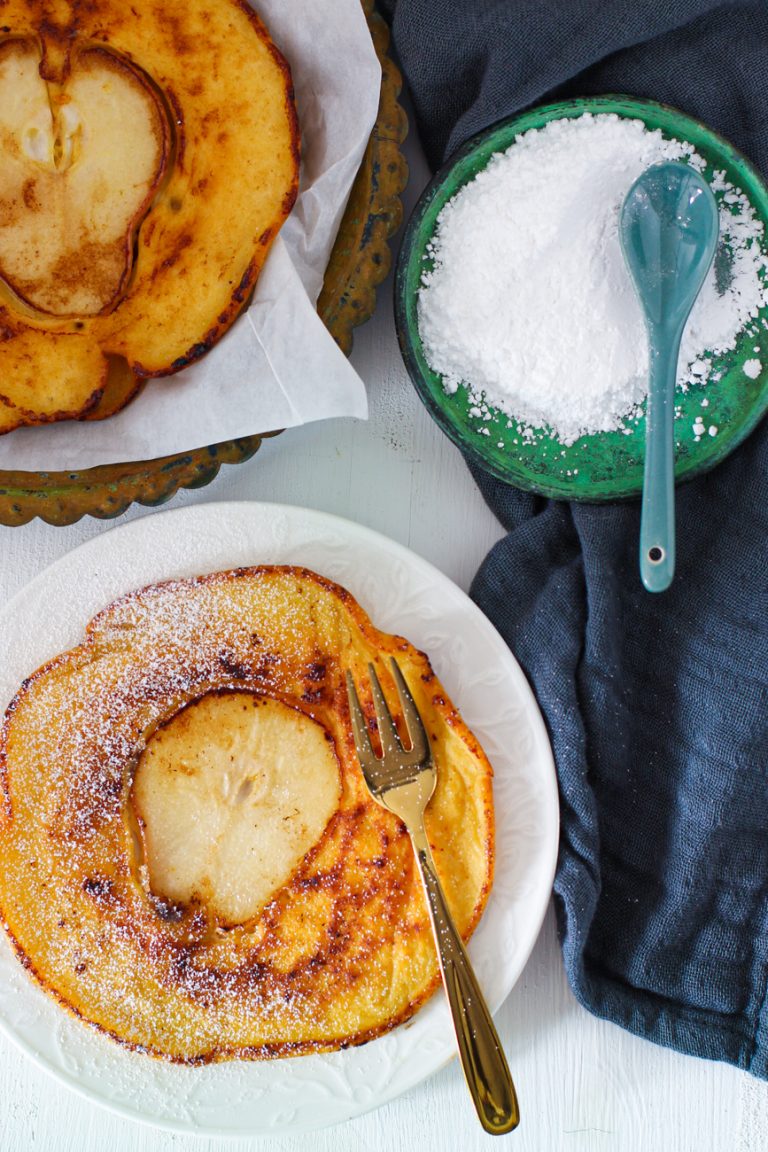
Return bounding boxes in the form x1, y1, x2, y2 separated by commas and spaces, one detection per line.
131, 693, 342, 927
0, 39, 169, 316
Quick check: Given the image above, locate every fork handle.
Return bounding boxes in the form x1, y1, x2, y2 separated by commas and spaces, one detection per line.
411, 827, 520, 1135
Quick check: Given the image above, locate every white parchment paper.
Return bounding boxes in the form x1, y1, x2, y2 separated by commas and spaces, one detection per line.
0, 0, 378, 470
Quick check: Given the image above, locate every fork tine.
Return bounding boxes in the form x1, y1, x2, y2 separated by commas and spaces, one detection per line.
345, 671, 378, 769
367, 662, 403, 756
389, 658, 429, 760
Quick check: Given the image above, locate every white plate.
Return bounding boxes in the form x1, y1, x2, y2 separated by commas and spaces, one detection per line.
0, 502, 558, 1136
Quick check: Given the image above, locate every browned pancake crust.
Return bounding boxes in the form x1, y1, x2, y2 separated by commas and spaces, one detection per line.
0, 567, 494, 1062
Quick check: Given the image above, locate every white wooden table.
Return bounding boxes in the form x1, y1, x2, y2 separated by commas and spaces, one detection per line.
0, 129, 765, 1152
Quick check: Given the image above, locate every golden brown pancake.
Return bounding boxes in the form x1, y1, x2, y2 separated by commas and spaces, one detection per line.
0, 0, 299, 432
0, 566, 494, 1063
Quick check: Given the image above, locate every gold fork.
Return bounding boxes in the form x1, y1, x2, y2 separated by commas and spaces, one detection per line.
346, 659, 520, 1135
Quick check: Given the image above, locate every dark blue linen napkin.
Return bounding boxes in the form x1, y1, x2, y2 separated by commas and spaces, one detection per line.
382, 0, 768, 1075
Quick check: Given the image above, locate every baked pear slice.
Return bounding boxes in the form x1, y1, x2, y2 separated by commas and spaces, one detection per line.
0, 40, 169, 317
0, 0, 299, 430
132, 693, 343, 927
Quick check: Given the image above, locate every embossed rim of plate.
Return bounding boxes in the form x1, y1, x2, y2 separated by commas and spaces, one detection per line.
0, 502, 559, 1136
0, 0, 409, 528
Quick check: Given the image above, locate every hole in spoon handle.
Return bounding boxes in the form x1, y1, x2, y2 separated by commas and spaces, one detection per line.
641, 537, 674, 592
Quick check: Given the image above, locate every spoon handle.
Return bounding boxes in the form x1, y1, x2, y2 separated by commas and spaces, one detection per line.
640, 332, 679, 593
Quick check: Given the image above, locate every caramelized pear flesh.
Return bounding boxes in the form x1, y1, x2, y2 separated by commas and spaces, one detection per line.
133, 693, 342, 926
0, 40, 168, 316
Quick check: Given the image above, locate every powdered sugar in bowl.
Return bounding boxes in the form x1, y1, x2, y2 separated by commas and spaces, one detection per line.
395, 96, 768, 500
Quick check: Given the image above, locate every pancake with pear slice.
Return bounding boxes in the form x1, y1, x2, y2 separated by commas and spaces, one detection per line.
0, 566, 494, 1062
0, 0, 299, 431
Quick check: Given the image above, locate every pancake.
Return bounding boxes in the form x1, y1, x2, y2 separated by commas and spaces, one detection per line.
0, 566, 494, 1062
0, 0, 299, 431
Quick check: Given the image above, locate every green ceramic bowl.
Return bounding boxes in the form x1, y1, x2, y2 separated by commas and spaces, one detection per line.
395, 96, 768, 501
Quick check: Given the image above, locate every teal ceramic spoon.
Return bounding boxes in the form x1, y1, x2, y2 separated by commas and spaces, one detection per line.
620, 161, 719, 592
